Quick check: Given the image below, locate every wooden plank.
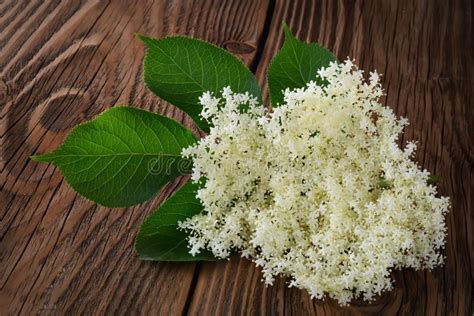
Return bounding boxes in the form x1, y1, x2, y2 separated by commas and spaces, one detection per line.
0, 0, 269, 314
1, 0, 472, 315
187, 0, 473, 315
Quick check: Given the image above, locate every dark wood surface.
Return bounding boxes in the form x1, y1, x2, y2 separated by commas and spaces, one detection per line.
1, 0, 472, 315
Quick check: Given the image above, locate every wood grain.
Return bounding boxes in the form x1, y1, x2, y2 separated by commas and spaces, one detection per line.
1, 0, 472, 315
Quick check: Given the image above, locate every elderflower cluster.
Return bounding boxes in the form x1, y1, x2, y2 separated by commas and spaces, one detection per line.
178, 59, 449, 305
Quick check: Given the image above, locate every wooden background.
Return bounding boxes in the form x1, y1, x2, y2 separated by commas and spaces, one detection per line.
1, 0, 472, 315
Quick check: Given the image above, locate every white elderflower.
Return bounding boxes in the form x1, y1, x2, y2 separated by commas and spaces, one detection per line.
179, 59, 449, 305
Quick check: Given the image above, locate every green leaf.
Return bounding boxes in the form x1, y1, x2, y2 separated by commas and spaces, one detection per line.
267, 23, 336, 107
135, 181, 216, 261
377, 177, 393, 189
427, 175, 440, 184
138, 34, 262, 132
31, 107, 196, 208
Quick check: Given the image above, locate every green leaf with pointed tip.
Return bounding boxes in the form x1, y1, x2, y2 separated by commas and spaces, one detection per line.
267, 23, 336, 107
138, 34, 262, 132
31, 107, 196, 208
135, 181, 216, 261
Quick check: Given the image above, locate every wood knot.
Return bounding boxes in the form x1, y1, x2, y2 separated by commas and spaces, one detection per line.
30, 88, 91, 132
223, 41, 256, 54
